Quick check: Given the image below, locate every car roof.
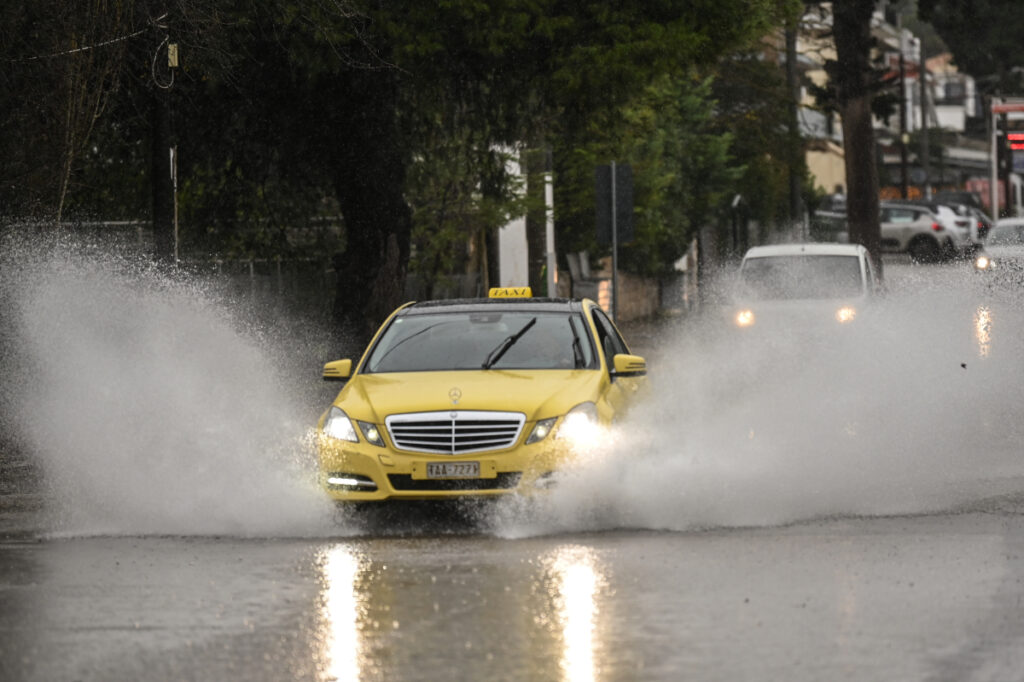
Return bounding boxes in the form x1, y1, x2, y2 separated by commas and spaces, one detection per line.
741, 243, 867, 259
883, 199, 960, 215
399, 297, 587, 316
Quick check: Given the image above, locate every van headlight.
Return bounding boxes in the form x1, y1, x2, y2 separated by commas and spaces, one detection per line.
835, 306, 856, 324
735, 309, 755, 327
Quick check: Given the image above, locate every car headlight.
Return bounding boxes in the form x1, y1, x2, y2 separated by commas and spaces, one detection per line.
357, 421, 385, 447
975, 254, 992, 271
556, 402, 601, 448
735, 309, 755, 327
835, 306, 856, 324
323, 406, 358, 442
526, 417, 558, 444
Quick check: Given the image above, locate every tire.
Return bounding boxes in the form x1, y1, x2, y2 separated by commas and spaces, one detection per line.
941, 239, 958, 261
909, 236, 941, 263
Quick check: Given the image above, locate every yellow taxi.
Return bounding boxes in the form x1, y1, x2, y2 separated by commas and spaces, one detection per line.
316, 288, 648, 503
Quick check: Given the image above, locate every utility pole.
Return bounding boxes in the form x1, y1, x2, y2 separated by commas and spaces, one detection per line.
919, 40, 930, 200
149, 5, 177, 262
785, 20, 802, 223
898, 17, 909, 199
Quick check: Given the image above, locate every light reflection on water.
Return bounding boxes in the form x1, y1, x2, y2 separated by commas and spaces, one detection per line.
317, 545, 366, 682
312, 541, 610, 681
975, 305, 992, 358
547, 545, 604, 682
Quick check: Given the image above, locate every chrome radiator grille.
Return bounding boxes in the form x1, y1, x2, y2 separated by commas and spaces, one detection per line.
386, 411, 526, 454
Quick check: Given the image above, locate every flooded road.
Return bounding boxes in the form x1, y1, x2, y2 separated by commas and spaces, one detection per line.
5, 244, 1024, 680
6, 510, 1024, 681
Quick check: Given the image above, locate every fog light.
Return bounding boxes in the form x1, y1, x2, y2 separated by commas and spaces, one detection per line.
735, 309, 755, 327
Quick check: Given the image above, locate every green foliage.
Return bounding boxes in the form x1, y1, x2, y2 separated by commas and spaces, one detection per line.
405, 130, 526, 294
711, 52, 809, 230
919, 0, 1024, 94
3, 0, 803, 321
555, 73, 738, 278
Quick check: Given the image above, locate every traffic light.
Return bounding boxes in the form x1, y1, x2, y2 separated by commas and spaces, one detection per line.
1008, 132, 1024, 173
998, 131, 1012, 175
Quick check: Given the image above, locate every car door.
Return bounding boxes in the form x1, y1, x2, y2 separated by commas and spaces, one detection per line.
589, 307, 643, 421
880, 206, 918, 249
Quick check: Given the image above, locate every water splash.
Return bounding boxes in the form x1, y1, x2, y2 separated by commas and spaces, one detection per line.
2, 233, 341, 536
493, 264, 1024, 536
6, 236, 1022, 538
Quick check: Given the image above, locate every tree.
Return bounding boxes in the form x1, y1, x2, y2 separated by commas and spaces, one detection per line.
711, 47, 812, 244
5, 0, 796, 339
919, 0, 1024, 94
199, 0, 790, 338
0, 1, 137, 221
805, 1, 883, 273
554, 73, 738, 277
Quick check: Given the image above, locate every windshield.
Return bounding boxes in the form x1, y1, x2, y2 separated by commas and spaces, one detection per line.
363, 310, 598, 373
988, 223, 1024, 246
738, 255, 865, 300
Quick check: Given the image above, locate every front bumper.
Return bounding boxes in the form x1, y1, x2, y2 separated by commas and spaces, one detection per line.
317, 434, 571, 502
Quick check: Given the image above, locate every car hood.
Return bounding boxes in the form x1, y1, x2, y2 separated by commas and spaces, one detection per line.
333, 369, 606, 423
984, 245, 1024, 259
729, 297, 866, 328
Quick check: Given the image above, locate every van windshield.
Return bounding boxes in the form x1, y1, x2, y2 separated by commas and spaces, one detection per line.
738, 255, 865, 300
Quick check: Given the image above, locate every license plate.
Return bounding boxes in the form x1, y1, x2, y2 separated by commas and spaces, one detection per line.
426, 461, 480, 479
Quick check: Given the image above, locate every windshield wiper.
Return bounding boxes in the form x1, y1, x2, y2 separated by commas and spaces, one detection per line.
367, 322, 452, 372
568, 316, 585, 368
482, 317, 537, 369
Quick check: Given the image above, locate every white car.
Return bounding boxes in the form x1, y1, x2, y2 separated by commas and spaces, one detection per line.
974, 218, 1024, 281
731, 243, 879, 331
879, 202, 974, 262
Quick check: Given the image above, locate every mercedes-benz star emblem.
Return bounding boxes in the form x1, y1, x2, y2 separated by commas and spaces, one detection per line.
449, 387, 462, 405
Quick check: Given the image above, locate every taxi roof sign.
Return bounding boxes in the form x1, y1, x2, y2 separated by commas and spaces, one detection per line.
489, 287, 532, 298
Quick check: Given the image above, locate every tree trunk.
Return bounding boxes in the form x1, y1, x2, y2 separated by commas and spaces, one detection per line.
523, 146, 548, 294
832, 0, 883, 277
329, 70, 412, 347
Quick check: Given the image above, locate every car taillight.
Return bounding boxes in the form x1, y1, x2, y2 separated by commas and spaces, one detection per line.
931, 222, 942, 231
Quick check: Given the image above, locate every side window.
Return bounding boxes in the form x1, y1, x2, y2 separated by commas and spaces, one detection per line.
591, 308, 628, 367
885, 208, 915, 223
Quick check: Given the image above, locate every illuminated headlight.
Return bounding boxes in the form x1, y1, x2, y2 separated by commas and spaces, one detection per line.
556, 402, 601, 448
835, 306, 857, 324
526, 417, 558, 444
322, 406, 358, 442
357, 421, 384, 446
735, 309, 755, 327
974, 254, 992, 270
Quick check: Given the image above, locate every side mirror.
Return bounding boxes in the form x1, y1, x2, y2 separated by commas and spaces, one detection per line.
611, 354, 647, 378
322, 359, 352, 382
